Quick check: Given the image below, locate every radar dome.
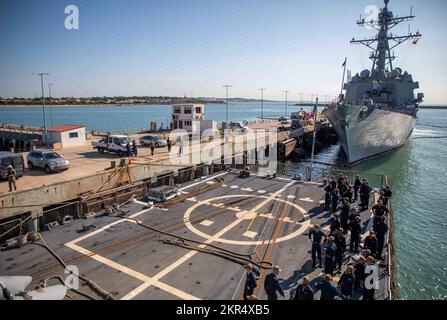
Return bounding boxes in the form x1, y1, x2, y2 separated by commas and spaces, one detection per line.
360, 70, 370, 78
392, 68, 402, 78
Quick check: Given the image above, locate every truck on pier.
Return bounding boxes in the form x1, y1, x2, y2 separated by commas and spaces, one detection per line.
92, 135, 132, 156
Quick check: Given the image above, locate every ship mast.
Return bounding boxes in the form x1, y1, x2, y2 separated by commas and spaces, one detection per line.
350, 0, 421, 73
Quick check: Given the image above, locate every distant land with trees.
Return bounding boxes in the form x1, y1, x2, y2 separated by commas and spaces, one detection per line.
0, 96, 279, 106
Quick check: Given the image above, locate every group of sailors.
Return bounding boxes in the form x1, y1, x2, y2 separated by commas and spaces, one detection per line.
243, 173, 392, 301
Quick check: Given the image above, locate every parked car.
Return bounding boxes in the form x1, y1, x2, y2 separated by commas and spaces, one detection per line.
92, 135, 131, 156
139, 135, 167, 147
27, 150, 70, 173
0, 151, 25, 179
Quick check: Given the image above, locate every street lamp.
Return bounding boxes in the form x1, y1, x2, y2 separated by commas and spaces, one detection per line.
258, 88, 266, 119
32, 72, 50, 146
49, 83, 54, 128
297, 92, 303, 105
223, 84, 231, 123
282, 90, 289, 117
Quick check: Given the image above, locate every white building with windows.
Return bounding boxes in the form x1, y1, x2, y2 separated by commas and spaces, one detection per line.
171, 104, 216, 134
47, 125, 86, 148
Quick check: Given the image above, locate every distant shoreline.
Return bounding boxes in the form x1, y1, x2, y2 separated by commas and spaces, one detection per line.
0, 104, 177, 108
1, 103, 445, 109
0, 101, 280, 108
419, 106, 447, 109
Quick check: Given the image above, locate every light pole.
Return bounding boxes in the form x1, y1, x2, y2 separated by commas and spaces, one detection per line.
258, 88, 266, 119
223, 84, 231, 124
311, 94, 318, 105
282, 90, 289, 117
297, 92, 303, 110
297, 92, 303, 104
33, 72, 49, 146
49, 83, 54, 127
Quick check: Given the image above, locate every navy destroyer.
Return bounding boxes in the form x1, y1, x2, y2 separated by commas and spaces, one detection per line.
323, 0, 424, 163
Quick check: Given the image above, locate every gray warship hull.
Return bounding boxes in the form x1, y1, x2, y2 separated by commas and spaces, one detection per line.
324, 105, 416, 163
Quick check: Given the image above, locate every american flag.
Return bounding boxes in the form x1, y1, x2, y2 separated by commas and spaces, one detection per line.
304, 106, 318, 121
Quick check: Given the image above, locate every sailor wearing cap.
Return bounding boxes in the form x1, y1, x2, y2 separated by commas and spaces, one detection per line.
263, 266, 284, 300
243, 264, 260, 300
308, 225, 326, 268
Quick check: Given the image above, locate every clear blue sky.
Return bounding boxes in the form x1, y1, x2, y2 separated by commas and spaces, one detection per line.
0, 0, 446, 104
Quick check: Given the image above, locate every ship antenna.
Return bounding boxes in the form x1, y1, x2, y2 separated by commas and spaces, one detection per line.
350, 0, 421, 72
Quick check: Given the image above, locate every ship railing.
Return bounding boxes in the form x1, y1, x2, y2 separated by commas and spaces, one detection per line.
384, 175, 399, 300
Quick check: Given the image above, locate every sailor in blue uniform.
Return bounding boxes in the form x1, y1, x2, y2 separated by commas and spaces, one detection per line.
293, 276, 314, 300
329, 213, 341, 233
338, 265, 356, 300
353, 175, 362, 201
333, 229, 347, 272
359, 179, 372, 210
340, 198, 350, 233
323, 236, 337, 276
308, 225, 326, 268
315, 274, 342, 300
331, 188, 340, 213
373, 216, 389, 259
348, 216, 362, 253
324, 183, 333, 211
264, 266, 285, 300
243, 264, 260, 300
363, 230, 378, 258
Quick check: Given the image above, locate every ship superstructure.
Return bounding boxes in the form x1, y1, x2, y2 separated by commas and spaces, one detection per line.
323, 0, 423, 163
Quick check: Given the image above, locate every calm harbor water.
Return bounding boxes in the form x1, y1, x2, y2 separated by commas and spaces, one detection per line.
0, 102, 294, 133
1, 103, 446, 300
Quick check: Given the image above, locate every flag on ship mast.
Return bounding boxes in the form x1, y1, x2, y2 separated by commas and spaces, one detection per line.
304, 105, 318, 121
342, 57, 347, 67
308, 98, 318, 181
412, 37, 420, 45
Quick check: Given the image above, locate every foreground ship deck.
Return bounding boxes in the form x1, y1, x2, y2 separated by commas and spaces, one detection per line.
0, 172, 392, 300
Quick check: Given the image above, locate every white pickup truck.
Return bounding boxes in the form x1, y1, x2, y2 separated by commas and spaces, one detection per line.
92, 135, 132, 156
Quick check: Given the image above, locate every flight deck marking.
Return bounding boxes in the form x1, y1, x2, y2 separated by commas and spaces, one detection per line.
65, 172, 228, 301
63, 174, 306, 300
200, 220, 214, 227
179, 172, 227, 191
124, 181, 299, 298
242, 231, 258, 239
184, 193, 311, 245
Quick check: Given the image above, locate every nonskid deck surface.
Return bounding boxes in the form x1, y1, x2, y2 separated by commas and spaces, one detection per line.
1, 172, 388, 300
